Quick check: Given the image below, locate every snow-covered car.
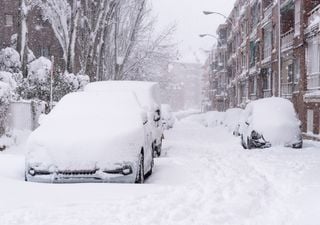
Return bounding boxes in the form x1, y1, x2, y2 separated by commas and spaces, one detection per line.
240, 97, 303, 149
84, 81, 164, 157
25, 91, 154, 183
161, 104, 175, 129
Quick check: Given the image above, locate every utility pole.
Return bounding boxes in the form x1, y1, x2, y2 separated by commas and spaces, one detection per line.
50, 56, 54, 111
278, 0, 282, 97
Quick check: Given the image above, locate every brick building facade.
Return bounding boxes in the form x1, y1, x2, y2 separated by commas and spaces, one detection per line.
205, 0, 320, 138
0, 0, 70, 73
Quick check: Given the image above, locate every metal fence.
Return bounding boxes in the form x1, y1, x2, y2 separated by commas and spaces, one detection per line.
7, 100, 46, 132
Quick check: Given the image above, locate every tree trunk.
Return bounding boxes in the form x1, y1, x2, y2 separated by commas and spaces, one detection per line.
17, 0, 28, 77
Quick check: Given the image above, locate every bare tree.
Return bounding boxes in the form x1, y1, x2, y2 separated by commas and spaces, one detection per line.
17, 0, 39, 76
37, 0, 80, 73
77, 0, 117, 79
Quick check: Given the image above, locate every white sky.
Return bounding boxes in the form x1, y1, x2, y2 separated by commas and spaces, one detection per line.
152, 0, 235, 64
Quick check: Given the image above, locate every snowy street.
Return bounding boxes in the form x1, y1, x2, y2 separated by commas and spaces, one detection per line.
1, 116, 320, 225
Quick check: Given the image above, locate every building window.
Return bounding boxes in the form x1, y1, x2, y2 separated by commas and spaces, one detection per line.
262, 68, 271, 90
40, 47, 50, 58
306, 38, 320, 90
307, 110, 314, 133
263, 26, 272, 59
250, 41, 256, 68
5, 15, 13, 27
288, 63, 294, 83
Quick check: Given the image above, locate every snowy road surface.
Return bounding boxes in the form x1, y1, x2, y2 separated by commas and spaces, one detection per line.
1, 116, 320, 225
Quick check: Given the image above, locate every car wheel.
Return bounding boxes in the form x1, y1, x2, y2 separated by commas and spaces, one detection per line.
247, 138, 252, 150
135, 153, 144, 184
24, 172, 28, 182
156, 142, 162, 157
152, 143, 158, 158
241, 135, 247, 149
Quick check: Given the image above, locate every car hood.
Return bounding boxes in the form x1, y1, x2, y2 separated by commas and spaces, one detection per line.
26, 121, 144, 171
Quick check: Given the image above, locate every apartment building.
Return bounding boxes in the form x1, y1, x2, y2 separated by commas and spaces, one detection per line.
206, 0, 320, 137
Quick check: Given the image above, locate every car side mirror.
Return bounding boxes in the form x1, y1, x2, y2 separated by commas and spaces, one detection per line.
154, 109, 161, 122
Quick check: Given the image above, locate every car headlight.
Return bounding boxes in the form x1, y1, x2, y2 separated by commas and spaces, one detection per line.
122, 165, 133, 175
103, 165, 133, 176
28, 168, 36, 176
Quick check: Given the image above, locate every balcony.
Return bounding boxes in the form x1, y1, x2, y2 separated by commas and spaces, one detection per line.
307, 73, 320, 90
281, 83, 293, 98
250, 93, 257, 101
308, 4, 320, 29
281, 29, 294, 51
262, 46, 272, 63
263, 89, 272, 98
263, 3, 273, 19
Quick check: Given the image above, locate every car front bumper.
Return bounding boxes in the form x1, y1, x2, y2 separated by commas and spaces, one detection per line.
26, 164, 138, 183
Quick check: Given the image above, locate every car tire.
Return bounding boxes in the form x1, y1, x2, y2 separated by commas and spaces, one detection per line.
152, 143, 158, 158
24, 172, 28, 182
247, 137, 252, 150
135, 153, 144, 184
241, 135, 247, 149
156, 142, 162, 157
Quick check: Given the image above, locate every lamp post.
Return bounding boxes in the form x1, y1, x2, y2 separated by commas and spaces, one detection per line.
277, 0, 281, 97
202, 11, 235, 27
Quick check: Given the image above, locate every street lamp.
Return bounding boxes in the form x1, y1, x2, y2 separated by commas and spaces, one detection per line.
199, 34, 218, 39
202, 11, 234, 27
199, 34, 222, 46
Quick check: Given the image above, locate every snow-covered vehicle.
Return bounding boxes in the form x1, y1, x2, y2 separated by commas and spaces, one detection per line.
84, 81, 164, 157
161, 104, 175, 129
25, 91, 154, 183
240, 97, 303, 149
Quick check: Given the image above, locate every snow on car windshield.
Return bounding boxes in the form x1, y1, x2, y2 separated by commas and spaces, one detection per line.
84, 81, 160, 110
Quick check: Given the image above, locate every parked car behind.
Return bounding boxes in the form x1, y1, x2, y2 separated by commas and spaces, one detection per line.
240, 97, 303, 149
84, 81, 164, 157
224, 108, 244, 136
25, 91, 154, 183
161, 104, 175, 129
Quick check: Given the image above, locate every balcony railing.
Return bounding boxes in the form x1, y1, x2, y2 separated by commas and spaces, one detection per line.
308, 4, 320, 27
281, 29, 294, 50
263, 89, 272, 98
263, 46, 272, 61
281, 83, 293, 98
250, 93, 257, 101
307, 73, 320, 90
263, 3, 273, 19
241, 97, 248, 104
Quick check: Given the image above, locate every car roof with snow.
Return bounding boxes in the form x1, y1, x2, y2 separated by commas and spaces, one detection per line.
84, 81, 160, 109
244, 97, 299, 124
40, 91, 144, 134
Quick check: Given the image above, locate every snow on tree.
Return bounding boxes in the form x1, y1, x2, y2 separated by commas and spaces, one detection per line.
17, 0, 39, 76
17, 56, 89, 104
77, 0, 117, 78
0, 72, 17, 91
0, 48, 21, 73
27, 57, 52, 84
36, 0, 79, 73
0, 82, 11, 136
